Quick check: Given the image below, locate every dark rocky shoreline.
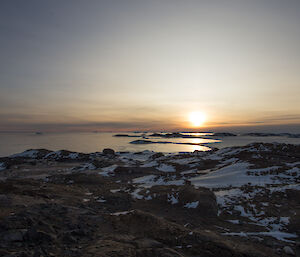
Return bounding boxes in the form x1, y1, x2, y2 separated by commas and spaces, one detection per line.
0, 143, 299, 256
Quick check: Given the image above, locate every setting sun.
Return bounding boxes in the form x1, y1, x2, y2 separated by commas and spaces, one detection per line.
189, 112, 206, 127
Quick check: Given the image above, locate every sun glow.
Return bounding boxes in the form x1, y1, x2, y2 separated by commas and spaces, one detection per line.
189, 112, 206, 127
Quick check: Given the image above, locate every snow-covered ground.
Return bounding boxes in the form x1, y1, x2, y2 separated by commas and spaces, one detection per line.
189, 143, 299, 243
2, 142, 299, 245
191, 162, 290, 188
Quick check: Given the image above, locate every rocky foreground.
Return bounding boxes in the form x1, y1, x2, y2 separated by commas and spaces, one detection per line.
0, 143, 299, 257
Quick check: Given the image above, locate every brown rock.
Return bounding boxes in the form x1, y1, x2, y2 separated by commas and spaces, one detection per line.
133, 238, 163, 249
85, 239, 135, 257
178, 186, 218, 217
0, 194, 12, 207
103, 148, 115, 156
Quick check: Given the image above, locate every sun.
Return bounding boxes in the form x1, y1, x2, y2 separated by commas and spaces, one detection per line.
189, 111, 206, 127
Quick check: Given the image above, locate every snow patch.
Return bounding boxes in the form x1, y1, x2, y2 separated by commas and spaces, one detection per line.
99, 164, 118, 176
110, 189, 122, 193
222, 231, 297, 242
131, 188, 144, 199
167, 193, 179, 204
191, 162, 286, 189
184, 201, 199, 208
79, 163, 96, 170
132, 175, 184, 188
11, 150, 39, 158
111, 210, 134, 216
96, 197, 106, 203
68, 153, 79, 159
157, 164, 176, 172
0, 162, 6, 171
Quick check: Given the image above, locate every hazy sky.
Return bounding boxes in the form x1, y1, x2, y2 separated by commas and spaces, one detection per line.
1, 0, 300, 132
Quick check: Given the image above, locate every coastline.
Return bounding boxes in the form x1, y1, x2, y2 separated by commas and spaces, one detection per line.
1, 131, 300, 157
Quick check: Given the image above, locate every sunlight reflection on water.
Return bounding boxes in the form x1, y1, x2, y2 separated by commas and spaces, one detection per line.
0, 132, 299, 156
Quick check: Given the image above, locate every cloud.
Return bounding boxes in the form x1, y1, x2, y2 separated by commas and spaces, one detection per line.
263, 114, 300, 122
0, 119, 178, 132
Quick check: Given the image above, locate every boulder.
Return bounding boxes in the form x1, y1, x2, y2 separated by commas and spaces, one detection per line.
109, 210, 186, 242
150, 153, 164, 159
0, 194, 12, 207
85, 239, 136, 257
133, 238, 163, 249
103, 148, 115, 156
24, 227, 55, 243
178, 186, 218, 216
2, 230, 25, 242
283, 246, 295, 255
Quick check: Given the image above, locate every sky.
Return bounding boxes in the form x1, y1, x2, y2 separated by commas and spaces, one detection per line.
0, 0, 300, 132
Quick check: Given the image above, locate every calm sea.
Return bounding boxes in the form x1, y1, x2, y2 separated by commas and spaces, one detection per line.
0, 132, 300, 157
